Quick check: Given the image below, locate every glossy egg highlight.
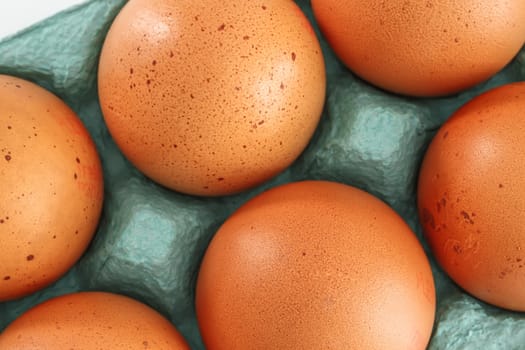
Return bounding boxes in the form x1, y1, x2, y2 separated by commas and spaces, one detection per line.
418, 82, 525, 311
196, 180, 436, 349
98, 0, 326, 196
0, 75, 104, 301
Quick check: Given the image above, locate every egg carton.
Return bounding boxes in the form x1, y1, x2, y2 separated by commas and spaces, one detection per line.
0, 1, 524, 349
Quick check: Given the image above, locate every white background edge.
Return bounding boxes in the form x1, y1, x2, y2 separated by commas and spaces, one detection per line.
0, 0, 88, 40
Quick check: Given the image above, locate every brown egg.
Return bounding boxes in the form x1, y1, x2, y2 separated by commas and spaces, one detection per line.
196, 180, 436, 349
312, 0, 525, 96
0, 75, 104, 301
98, 0, 326, 196
418, 82, 525, 311
0, 291, 190, 349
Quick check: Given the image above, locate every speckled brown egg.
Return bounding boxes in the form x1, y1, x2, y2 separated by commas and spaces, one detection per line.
98, 0, 326, 196
196, 180, 436, 349
418, 82, 525, 311
0, 75, 104, 301
312, 0, 525, 96
0, 291, 190, 349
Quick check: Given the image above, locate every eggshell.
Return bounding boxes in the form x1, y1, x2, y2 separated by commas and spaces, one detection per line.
196, 180, 436, 349
0, 291, 190, 349
0, 75, 104, 301
418, 82, 525, 311
311, 0, 525, 96
98, 0, 326, 196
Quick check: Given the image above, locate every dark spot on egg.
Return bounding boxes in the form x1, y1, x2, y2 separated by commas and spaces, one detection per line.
460, 211, 474, 224
26, 254, 34, 261
291, 52, 296, 61
5, 155, 11, 161
3, 276, 10, 281
218, 24, 226, 31
421, 208, 436, 230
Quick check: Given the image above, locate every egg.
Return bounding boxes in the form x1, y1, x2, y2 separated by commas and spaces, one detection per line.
418, 82, 525, 311
0, 75, 104, 301
196, 180, 436, 349
98, 0, 326, 196
0, 291, 190, 349
311, 0, 525, 96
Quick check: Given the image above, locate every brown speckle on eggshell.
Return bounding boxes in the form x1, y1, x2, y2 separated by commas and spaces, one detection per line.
418, 82, 525, 311
98, 0, 326, 196
0, 292, 189, 349
0, 75, 104, 302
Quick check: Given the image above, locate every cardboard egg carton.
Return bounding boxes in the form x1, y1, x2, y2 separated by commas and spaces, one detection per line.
1, 1, 524, 349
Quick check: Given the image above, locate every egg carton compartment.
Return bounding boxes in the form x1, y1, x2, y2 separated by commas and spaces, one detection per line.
1, 0, 524, 349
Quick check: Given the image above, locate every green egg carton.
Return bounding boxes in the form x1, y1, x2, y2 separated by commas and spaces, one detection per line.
1, 1, 524, 349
